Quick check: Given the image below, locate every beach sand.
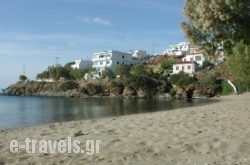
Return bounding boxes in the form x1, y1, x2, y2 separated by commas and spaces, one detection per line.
1, 93, 250, 165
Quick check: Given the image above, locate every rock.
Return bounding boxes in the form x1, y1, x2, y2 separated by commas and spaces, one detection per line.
174, 86, 185, 99
85, 83, 102, 96
123, 86, 137, 97
137, 88, 149, 98
74, 131, 88, 137
184, 84, 195, 98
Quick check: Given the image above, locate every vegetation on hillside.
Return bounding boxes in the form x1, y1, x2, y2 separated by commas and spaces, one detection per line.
161, 60, 174, 72
36, 64, 93, 81
182, 0, 250, 91
19, 75, 27, 81
169, 72, 197, 86
227, 42, 250, 90
181, 0, 250, 55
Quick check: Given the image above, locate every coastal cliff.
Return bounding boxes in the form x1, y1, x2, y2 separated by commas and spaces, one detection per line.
3, 79, 218, 99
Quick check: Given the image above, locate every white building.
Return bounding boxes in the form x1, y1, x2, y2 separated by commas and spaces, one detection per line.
84, 50, 146, 80
71, 60, 92, 69
182, 53, 207, 68
172, 62, 199, 75
163, 42, 190, 57
92, 50, 140, 72
131, 50, 147, 59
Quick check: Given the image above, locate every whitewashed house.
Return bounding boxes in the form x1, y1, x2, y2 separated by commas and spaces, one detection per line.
86, 50, 140, 79
163, 42, 190, 57
182, 53, 207, 68
71, 60, 92, 69
92, 50, 138, 72
172, 62, 199, 75
131, 50, 147, 59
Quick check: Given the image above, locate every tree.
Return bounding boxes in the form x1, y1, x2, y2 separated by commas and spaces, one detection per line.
36, 67, 71, 80
115, 64, 131, 77
130, 64, 148, 76
64, 62, 75, 69
123, 64, 158, 89
181, 0, 250, 54
124, 74, 157, 89
36, 71, 49, 79
227, 41, 250, 90
60, 80, 78, 91
161, 60, 174, 71
19, 75, 27, 81
50, 67, 71, 80
102, 68, 115, 79
69, 69, 85, 80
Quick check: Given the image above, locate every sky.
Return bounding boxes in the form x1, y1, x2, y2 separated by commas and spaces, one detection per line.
0, 0, 186, 88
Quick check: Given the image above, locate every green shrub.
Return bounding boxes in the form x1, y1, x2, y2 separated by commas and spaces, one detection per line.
102, 68, 115, 79
200, 73, 220, 91
19, 75, 27, 81
110, 80, 124, 88
115, 64, 131, 77
202, 60, 212, 69
124, 75, 157, 89
169, 72, 197, 86
221, 81, 234, 95
60, 81, 78, 91
169, 88, 176, 97
234, 79, 248, 93
161, 60, 174, 71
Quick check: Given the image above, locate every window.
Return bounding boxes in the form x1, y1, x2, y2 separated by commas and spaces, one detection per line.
117, 61, 120, 64
122, 55, 125, 58
99, 55, 104, 58
187, 65, 191, 70
195, 56, 202, 61
107, 61, 110, 64
100, 61, 103, 65
182, 66, 184, 71
176, 66, 179, 70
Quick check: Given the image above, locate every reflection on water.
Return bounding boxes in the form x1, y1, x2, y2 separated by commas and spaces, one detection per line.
0, 96, 214, 129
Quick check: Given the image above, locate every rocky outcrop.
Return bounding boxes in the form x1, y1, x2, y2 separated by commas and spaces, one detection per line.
122, 86, 137, 98
4, 81, 157, 99
137, 88, 150, 98
4, 80, 217, 99
174, 86, 185, 99
85, 83, 103, 96
173, 83, 216, 99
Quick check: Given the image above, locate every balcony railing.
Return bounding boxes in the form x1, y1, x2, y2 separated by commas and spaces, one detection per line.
92, 56, 111, 62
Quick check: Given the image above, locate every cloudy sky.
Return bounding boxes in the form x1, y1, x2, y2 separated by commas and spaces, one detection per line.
0, 0, 186, 88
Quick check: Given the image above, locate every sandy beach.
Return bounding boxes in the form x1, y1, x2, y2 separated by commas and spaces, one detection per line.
1, 93, 250, 165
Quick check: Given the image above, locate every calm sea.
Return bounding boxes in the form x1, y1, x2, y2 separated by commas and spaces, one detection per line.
0, 95, 213, 129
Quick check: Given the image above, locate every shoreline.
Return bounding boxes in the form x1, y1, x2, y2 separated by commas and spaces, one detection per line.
0, 98, 217, 131
1, 93, 250, 164
0, 95, 215, 131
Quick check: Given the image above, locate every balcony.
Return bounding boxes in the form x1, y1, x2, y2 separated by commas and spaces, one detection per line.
92, 56, 111, 62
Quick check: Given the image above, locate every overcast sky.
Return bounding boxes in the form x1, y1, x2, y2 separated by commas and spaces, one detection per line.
0, 0, 186, 88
